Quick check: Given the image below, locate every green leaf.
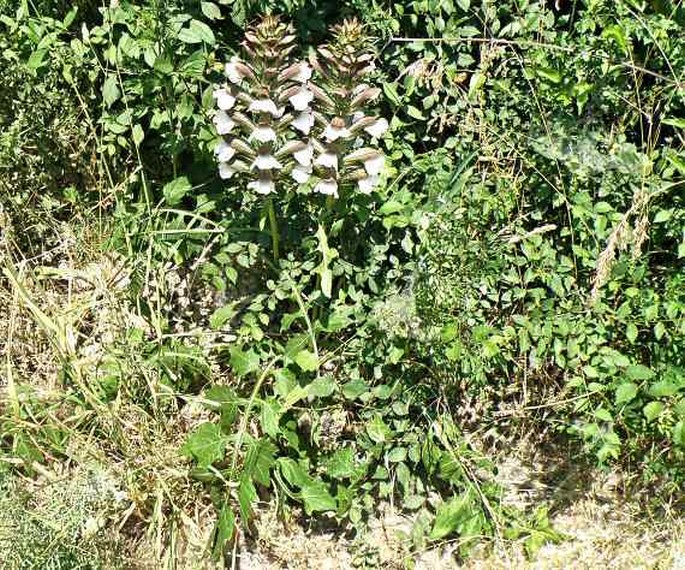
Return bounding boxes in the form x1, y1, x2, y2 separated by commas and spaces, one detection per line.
300, 480, 336, 514
278, 457, 309, 488
643, 401, 664, 422
366, 414, 392, 444
594, 407, 613, 422
179, 19, 216, 44
313, 225, 337, 298
209, 302, 239, 330
387, 447, 407, 463
653, 209, 673, 223
615, 382, 638, 405
407, 105, 425, 120
626, 323, 638, 343
229, 346, 260, 377
244, 438, 276, 486
181, 423, 226, 468
162, 176, 192, 206
103, 76, 120, 107
238, 474, 257, 521
342, 378, 369, 400
534, 67, 562, 84
322, 448, 356, 479
648, 381, 679, 398
201, 1, 223, 19
27, 48, 47, 70
673, 421, 685, 447
260, 401, 280, 438
294, 349, 318, 372
212, 502, 235, 559
662, 117, 685, 129
626, 364, 654, 381
132, 124, 144, 146
455, 0, 470, 9
383, 82, 402, 106
307, 375, 336, 398
430, 493, 474, 540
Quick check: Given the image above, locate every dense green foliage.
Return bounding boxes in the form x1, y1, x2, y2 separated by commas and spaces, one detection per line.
0, 0, 683, 566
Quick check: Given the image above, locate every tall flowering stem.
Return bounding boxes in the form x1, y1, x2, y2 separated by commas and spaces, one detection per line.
211, 15, 315, 259
306, 18, 389, 199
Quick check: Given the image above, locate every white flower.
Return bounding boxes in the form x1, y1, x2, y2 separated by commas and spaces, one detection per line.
250, 125, 277, 143
219, 162, 236, 179
225, 59, 251, 84
280, 61, 312, 83
292, 110, 314, 134
314, 178, 338, 197
252, 154, 283, 170
249, 98, 282, 117
213, 88, 235, 110
291, 164, 311, 183
289, 86, 314, 111
293, 145, 313, 166
248, 178, 275, 194
363, 154, 385, 176
358, 175, 380, 194
364, 118, 389, 138
323, 123, 351, 142
213, 111, 235, 135
315, 151, 338, 170
293, 62, 312, 82
215, 140, 235, 162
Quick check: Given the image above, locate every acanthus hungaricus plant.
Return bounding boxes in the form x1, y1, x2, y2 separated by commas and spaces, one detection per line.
212, 16, 388, 201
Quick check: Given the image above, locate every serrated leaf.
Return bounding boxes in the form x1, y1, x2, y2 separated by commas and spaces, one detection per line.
626, 364, 654, 381
323, 448, 355, 479
229, 346, 260, 377
294, 349, 318, 372
615, 382, 637, 405
181, 423, 226, 468
648, 381, 679, 398
535, 67, 562, 83
162, 176, 191, 205
643, 401, 664, 422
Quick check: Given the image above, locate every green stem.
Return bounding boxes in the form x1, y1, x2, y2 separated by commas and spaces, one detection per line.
266, 197, 280, 262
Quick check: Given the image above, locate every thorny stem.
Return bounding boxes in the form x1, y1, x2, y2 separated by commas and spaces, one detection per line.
266, 197, 280, 262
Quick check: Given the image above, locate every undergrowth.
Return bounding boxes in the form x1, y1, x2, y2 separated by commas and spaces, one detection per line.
0, 0, 683, 568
